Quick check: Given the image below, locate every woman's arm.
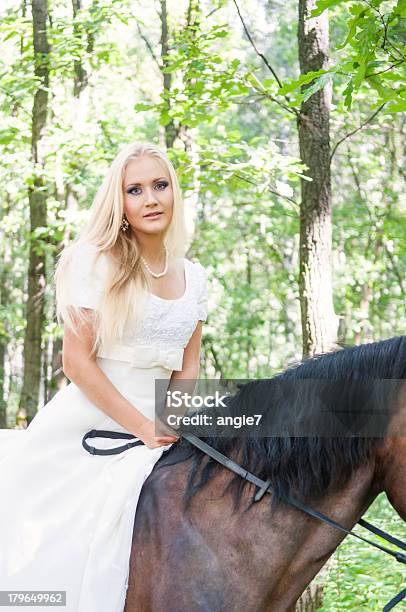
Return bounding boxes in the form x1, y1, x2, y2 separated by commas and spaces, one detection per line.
171, 320, 203, 382
159, 321, 203, 434
62, 309, 178, 448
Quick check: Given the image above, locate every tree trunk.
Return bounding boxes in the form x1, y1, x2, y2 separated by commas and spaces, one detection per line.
72, 0, 89, 97
0, 259, 10, 429
296, 0, 337, 607
159, 0, 179, 149
18, 0, 50, 424
297, 0, 338, 360
48, 0, 94, 400
0, 192, 13, 428
180, 0, 201, 235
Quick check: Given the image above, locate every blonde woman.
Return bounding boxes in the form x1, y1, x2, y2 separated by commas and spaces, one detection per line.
0, 142, 208, 611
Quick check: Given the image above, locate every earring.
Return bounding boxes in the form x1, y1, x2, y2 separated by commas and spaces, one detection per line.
120, 216, 129, 232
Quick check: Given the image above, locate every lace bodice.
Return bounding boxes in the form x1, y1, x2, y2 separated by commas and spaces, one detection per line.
132, 261, 207, 349
65, 243, 208, 356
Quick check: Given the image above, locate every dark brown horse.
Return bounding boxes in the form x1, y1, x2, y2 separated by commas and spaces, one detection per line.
125, 335, 406, 612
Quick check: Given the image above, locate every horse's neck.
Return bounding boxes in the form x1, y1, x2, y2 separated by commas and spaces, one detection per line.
192, 460, 377, 610
376, 431, 406, 521
129, 456, 378, 612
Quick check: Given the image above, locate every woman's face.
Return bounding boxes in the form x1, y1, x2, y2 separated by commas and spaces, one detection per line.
122, 155, 174, 236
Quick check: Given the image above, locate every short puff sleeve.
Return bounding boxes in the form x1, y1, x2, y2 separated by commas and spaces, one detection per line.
65, 243, 110, 310
196, 263, 208, 322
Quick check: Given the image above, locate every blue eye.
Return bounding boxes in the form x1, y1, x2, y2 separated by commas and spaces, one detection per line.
126, 187, 140, 195
126, 181, 168, 195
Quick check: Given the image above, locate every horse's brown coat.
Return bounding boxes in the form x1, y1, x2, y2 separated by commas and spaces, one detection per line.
124, 385, 405, 612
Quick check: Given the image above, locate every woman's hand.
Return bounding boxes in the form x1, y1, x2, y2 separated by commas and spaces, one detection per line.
136, 419, 179, 449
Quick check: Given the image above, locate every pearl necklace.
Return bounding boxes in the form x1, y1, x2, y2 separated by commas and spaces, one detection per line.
140, 246, 169, 278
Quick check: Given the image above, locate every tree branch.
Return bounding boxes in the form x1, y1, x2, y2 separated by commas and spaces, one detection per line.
232, 0, 298, 116
268, 188, 299, 208
135, 21, 161, 71
366, 59, 405, 78
227, 171, 300, 212
330, 104, 386, 162
232, 0, 282, 88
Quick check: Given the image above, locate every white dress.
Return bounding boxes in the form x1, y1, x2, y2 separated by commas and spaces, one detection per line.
0, 243, 208, 612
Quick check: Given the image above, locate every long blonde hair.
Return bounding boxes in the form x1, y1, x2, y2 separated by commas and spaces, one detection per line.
53, 141, 189, 355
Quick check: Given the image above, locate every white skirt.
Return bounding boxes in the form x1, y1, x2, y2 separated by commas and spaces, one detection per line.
0, 357, 173, 612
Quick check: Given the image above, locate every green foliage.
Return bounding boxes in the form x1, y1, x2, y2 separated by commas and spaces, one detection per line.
316, 494, 406, 610
138, 23, 249, 128
278, 69, 334, 104
277, 0, 406, 109
0, 4, 404, 606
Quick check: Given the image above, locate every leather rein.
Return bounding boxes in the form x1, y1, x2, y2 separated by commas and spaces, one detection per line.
82, 429, 406, 611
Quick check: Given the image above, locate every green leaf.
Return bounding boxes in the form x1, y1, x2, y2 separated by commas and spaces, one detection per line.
339, 14, 364, 49
245, 72, 267, 93
343, 81, 354, 108
311, 0, 343, 17
385, 100, 406, 112
367, 75, 392, 98
393, 0, 406, 17
134, 103, 154, 111
300, 73, 332, 103
278, 70, 330, 95
353, 59, 368, 88
0, 128, 18, 144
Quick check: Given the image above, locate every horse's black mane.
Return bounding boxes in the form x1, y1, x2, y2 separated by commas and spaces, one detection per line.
157, 335, 406, 511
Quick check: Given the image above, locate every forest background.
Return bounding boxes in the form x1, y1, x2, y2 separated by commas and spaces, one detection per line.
0, 0, 405, 609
